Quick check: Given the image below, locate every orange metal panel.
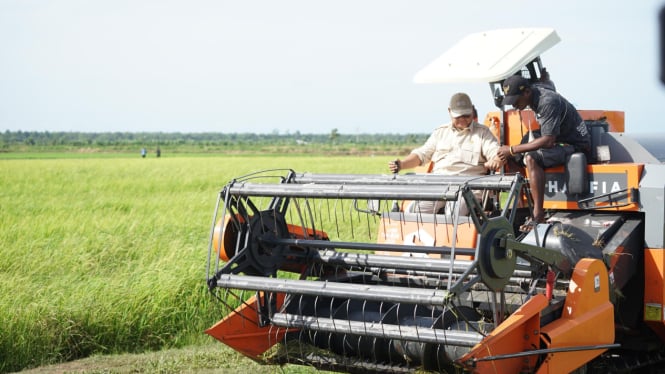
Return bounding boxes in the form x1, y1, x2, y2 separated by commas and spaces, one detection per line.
542, 163, 643, 211
376, 216, 477, 257
413, 160, 434, 173
484, 110, 539, 147
212, 214, 244, 261
484, 110, 625, 147
399, 162, 434, 211
644, 248, 665, 341
578, 110, 625, 133
205, 293, 295, 358
460, 259, 614, 373
457, 294, 548, 373
537, 259, 614, 373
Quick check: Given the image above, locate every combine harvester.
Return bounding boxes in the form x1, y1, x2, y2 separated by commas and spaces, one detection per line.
205, 28, 665, 373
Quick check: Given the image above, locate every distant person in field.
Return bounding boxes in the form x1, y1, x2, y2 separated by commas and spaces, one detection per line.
388, 92, 504, 214
141, 148, 147, 158
156, 147, 161, 158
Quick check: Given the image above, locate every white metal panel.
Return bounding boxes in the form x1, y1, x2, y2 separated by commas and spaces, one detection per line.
413, 28, 560, 84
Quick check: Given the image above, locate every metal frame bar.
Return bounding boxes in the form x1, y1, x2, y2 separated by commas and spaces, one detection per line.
271, 313, 484, 347
214, 274, 450, 305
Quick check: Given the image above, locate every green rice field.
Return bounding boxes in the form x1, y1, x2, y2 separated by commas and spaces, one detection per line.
0, 154, 386, 373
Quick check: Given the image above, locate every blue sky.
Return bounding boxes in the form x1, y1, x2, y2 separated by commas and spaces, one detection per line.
1, 0, 664, 134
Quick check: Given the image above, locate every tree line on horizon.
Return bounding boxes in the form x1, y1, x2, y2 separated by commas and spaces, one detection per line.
0, 130, 428, 152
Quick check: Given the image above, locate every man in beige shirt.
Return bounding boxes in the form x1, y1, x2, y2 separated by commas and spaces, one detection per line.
388, 92, 503, 213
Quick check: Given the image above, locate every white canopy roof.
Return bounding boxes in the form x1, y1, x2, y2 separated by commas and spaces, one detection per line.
413, 28, 560, 84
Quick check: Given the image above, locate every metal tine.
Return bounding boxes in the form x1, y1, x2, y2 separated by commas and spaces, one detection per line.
341, 199, 350, 239
379, 207, 388, 242
219, 197, 248, 275
363, 200, 372, 241
432, 202, 440, 246
318, 198, 326, 241
447, 192, 464, 291
413, 200, 425, 244
325, 198, 331, 222
306, 197, 318, 236
326, 296, 336, 350
332, 198, 341, 238
296, 197, 306, 229
354, 199, 361, 223
310, 198, 323, 239
291, 198, 307, 239
286, 201, 295, 232
207, 192, 224, 278
303, 198, 323, 238
353, 200, 366, 240
285, 295, 306, 360
213, 288, 262, 327
288, 198, 306, 240
350, 200, 356, 239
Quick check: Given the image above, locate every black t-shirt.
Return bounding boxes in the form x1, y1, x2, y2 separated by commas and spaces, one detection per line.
531, 86, 590, 153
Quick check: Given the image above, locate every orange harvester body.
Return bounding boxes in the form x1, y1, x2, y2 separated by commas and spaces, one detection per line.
204, 28, 665, 373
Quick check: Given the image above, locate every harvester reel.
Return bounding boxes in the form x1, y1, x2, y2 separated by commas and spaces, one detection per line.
477, 216, 517, 291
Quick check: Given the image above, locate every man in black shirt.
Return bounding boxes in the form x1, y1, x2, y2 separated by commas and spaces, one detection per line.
496, 75, 590, 229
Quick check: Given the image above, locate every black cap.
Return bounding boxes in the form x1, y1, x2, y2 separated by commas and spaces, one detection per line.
501, 75, 529, 106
